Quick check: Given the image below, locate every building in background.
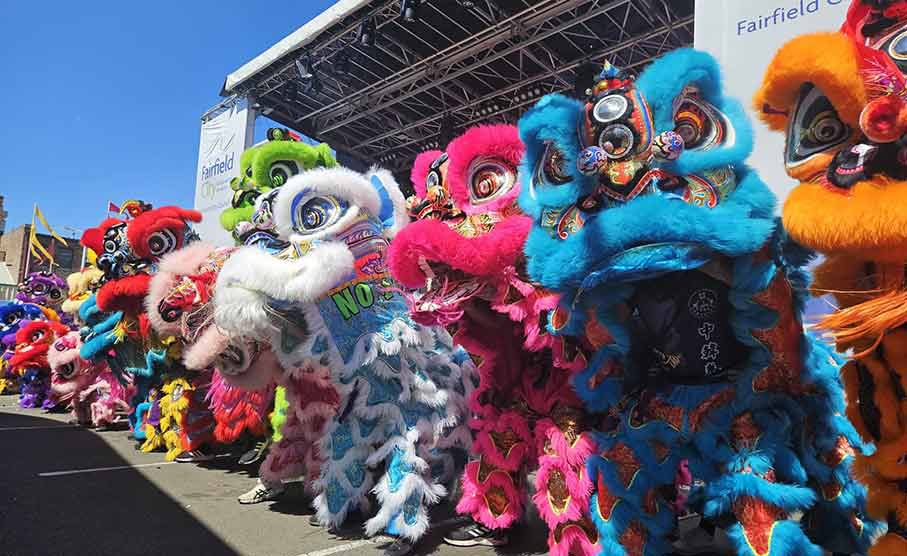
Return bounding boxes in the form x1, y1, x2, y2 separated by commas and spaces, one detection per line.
0, 196, 7, 235
0, 224, 85, 285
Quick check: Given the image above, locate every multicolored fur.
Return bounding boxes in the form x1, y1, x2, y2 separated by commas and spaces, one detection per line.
78, 202, 203, 453
519, 49, 880, 555
388, 124, 599, 555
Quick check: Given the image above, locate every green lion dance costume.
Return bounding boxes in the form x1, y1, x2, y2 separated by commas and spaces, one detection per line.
220, 127, 336, 251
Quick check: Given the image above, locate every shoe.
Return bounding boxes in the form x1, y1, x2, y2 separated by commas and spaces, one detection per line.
237, 480, 285, 504
443, 522, 509, 547
309, 515, 321, 527
238, 437, 271, 465
174, 449, 215, 463
383, 538, 415, 556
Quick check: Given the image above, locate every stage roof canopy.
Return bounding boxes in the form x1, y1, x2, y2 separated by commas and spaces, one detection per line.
221, 0, 694, 176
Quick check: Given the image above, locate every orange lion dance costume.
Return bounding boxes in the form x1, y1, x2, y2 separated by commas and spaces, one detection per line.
756, 1, 907, 553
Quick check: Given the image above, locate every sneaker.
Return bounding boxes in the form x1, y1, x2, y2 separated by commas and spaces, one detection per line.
237, 480, 285, 504
174, 449, 215, 463
308, 515, 321, 527
238, 437, 271, 465
443, 522, 509, 547
383, 538, 415, 556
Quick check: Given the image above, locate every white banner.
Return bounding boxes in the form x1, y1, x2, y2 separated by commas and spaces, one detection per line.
694, 0, 849, 206
193, 98, 255, 246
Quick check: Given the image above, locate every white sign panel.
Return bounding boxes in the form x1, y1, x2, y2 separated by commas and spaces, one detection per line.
194, 99, 255, 246
694, 0, 849, 206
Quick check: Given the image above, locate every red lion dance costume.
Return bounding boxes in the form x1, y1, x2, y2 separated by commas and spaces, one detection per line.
389, 125, 599, 555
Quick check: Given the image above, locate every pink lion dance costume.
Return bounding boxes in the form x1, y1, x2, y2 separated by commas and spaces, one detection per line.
47, 331, 132, 427
388, 125, 600, 555
146, 243, 296, 481
148, 238, 337, 498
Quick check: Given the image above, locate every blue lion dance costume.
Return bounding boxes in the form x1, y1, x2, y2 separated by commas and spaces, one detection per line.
517, 49, 884, 556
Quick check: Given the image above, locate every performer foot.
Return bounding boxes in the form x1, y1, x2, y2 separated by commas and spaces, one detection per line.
175, 449, 215, 463
309, 508, 365, 530
238, 437, 271, 465
237, 479, 285, 504
383, 538, 415, 556
443, 522, 509, 547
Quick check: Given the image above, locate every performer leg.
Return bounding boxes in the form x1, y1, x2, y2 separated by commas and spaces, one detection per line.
533, 408, 600, 556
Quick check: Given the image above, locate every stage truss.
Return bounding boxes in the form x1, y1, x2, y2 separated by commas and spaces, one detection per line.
221, 0, 694, 185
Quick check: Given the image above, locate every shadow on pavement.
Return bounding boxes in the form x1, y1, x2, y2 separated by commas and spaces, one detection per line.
0, 411, 240, 556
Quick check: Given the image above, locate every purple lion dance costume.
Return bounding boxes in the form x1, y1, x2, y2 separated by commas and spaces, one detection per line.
15, 270, 67, 308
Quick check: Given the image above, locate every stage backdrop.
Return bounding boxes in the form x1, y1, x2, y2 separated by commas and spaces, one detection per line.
193, 98, 256, 246
694, 0, 848, 206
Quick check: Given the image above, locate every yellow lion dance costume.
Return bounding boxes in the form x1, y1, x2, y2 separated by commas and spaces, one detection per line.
757, 1, 907, 553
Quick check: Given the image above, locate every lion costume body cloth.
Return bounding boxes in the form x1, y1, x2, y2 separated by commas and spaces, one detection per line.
756, 1, 907, 553
519, 49, 882, 556
387, 124, 600, 556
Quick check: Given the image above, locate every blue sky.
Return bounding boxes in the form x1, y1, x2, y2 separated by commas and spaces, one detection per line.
3, 0, 336, 237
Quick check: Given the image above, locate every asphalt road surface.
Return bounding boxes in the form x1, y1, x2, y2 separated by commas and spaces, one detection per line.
0, 395, 548, 556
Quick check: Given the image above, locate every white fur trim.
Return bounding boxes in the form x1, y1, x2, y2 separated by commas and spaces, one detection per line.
215, 242, 354, 305
274, 168, 381, 239
365, 166, 408, 238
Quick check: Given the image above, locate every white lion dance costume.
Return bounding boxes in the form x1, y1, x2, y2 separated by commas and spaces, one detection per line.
214, 166, 472, 554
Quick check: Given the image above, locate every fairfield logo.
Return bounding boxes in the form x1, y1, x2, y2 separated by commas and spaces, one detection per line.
201, 152, 235, 180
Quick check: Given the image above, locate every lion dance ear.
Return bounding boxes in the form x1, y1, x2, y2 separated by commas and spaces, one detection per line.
81, 218, 124, 253
128, 206, 202, 260
266, 128, 295, 142
366, 167, 408, 238
410, 150, 443, 199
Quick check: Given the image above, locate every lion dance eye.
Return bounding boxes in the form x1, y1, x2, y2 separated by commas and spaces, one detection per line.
592, 94, 630, 123
292, 195, 345, 234
674, 104, 707, 147
269, 161, 300, 187
30, 330, 45, 343
673, 97, 727, 151
598, 124, 635, 159
467, 159, 516, 204
541, 143, 571, 185
147, 229, 178, 257
808, 112, 845, 144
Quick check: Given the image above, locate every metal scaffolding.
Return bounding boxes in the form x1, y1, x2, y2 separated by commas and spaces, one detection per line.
221, 0, 694, 180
